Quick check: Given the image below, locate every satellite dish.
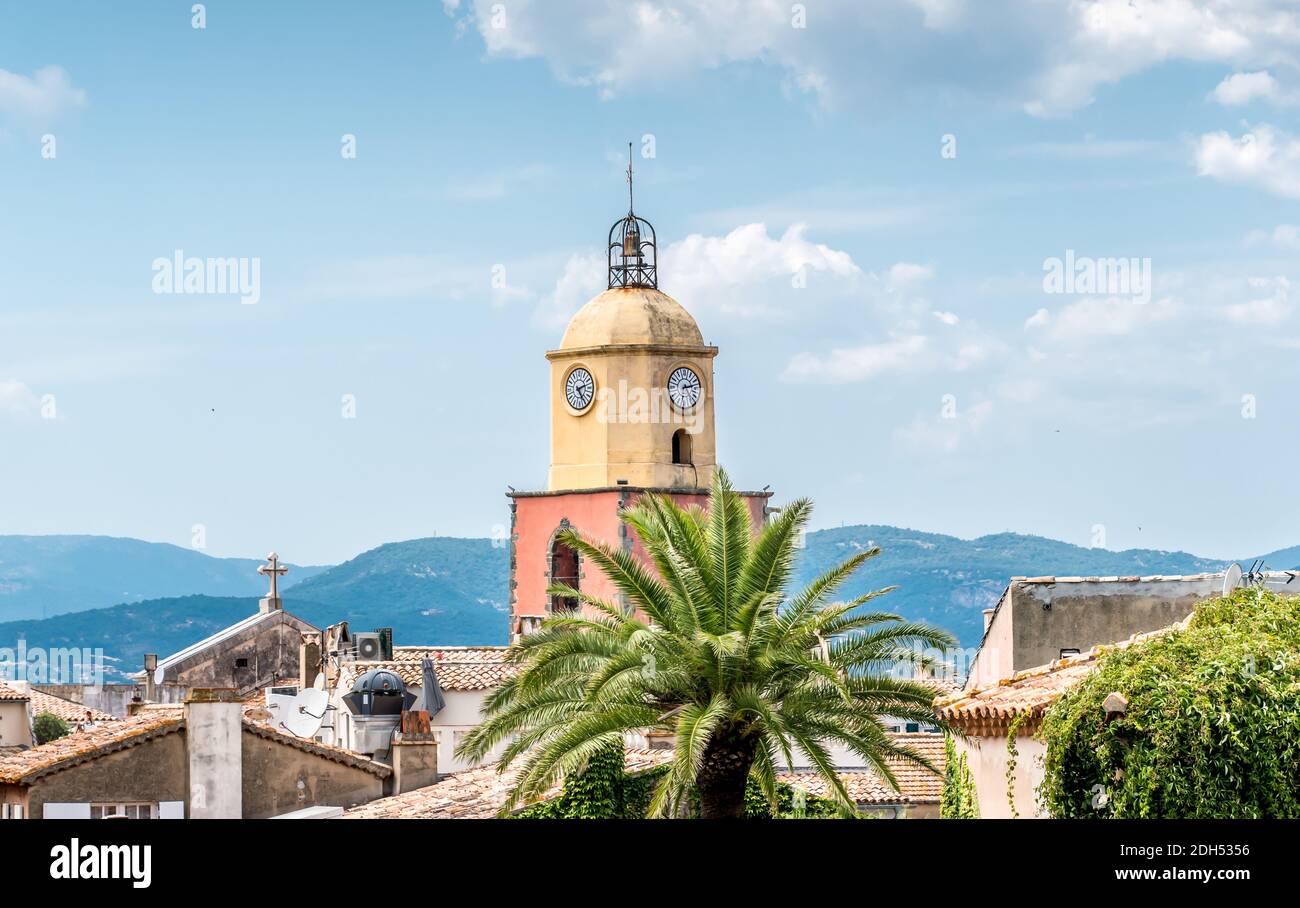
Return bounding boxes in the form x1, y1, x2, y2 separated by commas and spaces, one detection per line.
279, 688, 328, 738
1222, 563, 1243, 595
312, 672, 326, 691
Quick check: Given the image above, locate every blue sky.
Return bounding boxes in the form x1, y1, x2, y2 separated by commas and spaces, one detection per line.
1, 1, 1298, 565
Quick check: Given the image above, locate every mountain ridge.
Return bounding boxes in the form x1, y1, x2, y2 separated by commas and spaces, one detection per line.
3, 527, 1294, 679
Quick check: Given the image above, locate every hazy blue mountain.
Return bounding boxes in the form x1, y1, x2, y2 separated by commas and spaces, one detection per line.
284, 536, 510, 645
3, 527, 1290, 676
1256, 545, 1300, 571
0, 595, 292, 681
0, 535, 328, 621
791, 526, 1230, 646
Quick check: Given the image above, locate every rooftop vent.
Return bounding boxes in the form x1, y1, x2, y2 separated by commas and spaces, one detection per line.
342, 668, 415, 717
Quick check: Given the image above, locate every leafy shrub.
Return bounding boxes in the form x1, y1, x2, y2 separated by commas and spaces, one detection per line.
515, 743, 841, 818
1038, 587, 1300, 818
939, 734, 979, 818
33, 712, 71, 745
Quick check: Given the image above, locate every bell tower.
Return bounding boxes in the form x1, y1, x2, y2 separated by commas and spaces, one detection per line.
507, 148, 770, 639
547, 146, 717, 491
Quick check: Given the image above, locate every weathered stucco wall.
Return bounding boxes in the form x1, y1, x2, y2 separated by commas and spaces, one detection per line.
958, 733, 1047, 819
167, 614, 315, 691
966, 591, 1015, 689
0, 701, 32, 748
26, 730, 187, 819
241, 732, 385, 818
1010, 578, 1217, 672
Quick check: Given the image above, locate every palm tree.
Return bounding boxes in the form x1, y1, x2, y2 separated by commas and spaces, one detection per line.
457, 469, 957, 818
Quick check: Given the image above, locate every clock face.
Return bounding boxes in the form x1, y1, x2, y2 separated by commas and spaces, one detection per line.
565, 367, 595, 411
667, 367, 703, 409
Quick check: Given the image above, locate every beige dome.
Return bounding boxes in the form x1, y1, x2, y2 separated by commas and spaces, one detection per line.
560, 287, 704, 349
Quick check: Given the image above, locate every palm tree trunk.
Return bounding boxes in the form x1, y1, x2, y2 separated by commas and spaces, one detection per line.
696, 731, 758, 819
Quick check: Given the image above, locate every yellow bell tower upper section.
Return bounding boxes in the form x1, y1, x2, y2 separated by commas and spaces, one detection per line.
546, 149, 717, 491
547, 287, 718, 491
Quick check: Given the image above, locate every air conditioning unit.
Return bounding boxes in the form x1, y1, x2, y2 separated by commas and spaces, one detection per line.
354, 632, 384, 661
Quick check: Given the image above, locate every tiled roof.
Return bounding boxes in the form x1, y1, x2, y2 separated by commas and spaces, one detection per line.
242, 720, 391, 779
779, 733, 947, 805
919, 677, 959, 700
344, 748, 673, 819
346, 734, 948, 819
341, 646, 513, 692
27, 689, 119, 725
0, 711, 184, 785
0, 683, 30, 702
936, 623, 1181, 735
0, 704, 390, 785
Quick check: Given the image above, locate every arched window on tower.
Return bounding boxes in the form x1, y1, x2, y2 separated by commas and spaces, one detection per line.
672, 428, 692, 466
549, 539, 580, 613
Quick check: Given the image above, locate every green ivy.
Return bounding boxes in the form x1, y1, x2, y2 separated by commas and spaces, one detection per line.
1038, 587, 1300, 818
514, 743, 841, 819
1005, 711, 1029, 818
939, 735, 979, 819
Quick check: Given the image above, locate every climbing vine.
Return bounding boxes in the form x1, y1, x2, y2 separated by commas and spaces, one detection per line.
1005, 711, 1029, 818
1037, 587, 1300, 818
939, 734, 979, 819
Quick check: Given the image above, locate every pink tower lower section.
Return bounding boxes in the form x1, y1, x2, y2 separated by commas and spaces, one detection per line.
506, 486, 772, 639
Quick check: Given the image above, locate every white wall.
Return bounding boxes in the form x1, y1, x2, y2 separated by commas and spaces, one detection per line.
957, 733, 1047, 819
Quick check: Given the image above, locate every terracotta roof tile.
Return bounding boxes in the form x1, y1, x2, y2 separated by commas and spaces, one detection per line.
779, 733, 946, 805
27, 689, 119, 725
0, 683, 30, 702
0, 702, 390, 785
346, 733, 947, 819
0, 712, 184, 785
936, 622, 1182, 735
341, 646, 513, 692
344, 748, 673, 819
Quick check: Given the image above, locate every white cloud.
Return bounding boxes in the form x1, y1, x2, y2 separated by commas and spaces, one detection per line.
1026, 296, 1181, 341
0, 66, 86, 125
1024, 307, 1051, 330
894, 399, 994, 454
665, 222, 861, 303
932, 310, 960, 326
1245, 223, 1300, 250
0, 380, 40, 419
1222, 276, 1292, 325
444, 0, 1300, 116
1209, 70, 1281, 105
1195, 124, 1300, 199
782, 335, 928, 384
887, 262, 934, 288
533, 252, 605, 330
533, 221, 864, 327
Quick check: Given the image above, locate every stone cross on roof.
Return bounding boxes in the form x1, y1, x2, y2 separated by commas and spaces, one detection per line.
258, 552, 288, 601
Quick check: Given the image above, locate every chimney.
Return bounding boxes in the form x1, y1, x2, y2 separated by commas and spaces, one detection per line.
982, 608, 996, 633
143, 654, 158, 702
185, 689, 243, 819
299, 633, 322, 690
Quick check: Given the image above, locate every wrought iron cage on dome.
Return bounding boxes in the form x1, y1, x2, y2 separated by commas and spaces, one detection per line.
607, 142, 658, 290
